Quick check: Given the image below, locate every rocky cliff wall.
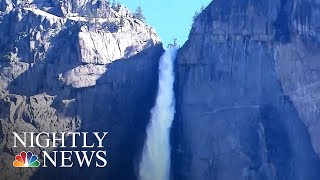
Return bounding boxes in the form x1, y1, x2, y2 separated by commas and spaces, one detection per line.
0, 1, 163, 179
172, 0, 320, 179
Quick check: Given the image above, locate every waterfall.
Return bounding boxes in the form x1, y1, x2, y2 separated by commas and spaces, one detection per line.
139, 47, 178, 180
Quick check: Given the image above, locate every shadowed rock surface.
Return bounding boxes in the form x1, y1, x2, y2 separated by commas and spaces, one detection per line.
0, 0, 163, 179
172, 0, 320, 179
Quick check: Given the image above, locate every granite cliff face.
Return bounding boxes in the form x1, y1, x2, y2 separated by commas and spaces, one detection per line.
172, 0, 320, 179
0, 0, 163, 179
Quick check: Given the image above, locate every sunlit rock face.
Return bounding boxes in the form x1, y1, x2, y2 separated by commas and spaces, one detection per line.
172, 0, 320, 179
0, 0, 163, 179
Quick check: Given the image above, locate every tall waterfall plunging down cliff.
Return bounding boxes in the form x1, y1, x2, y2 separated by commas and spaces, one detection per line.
139, 47, 178, 180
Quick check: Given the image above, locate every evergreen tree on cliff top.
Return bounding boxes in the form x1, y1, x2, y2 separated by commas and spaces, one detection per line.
134, 6, 146, 22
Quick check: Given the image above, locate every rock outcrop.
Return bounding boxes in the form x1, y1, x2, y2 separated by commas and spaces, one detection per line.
0, 0, 163, 179
172, 0, 320, 179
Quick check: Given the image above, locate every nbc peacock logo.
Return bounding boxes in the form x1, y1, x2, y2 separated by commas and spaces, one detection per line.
13, 151, 40, 167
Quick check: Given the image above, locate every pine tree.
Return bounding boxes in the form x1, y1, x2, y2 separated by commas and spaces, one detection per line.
134, 6, 146, 22
173, 38, 178, 47
200, 4, 205, 12
112, 0, 116, 7
167, 38, 179, 48
193, 11, 199, 22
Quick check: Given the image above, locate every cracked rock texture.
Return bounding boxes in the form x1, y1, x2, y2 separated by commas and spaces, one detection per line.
0, 0, 162, 179
172, 0, 320, 180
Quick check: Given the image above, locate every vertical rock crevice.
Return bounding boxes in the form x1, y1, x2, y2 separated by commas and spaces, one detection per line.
274, 0, 291, 43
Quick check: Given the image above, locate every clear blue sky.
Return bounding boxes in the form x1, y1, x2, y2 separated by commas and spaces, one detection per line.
117, 0, 213, 47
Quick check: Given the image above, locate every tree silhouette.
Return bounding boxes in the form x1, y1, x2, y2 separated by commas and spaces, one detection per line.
167, 38, 179, 48
200, 4, 205, 12
134, 6, 146, 22
193, 11, 199, 22
112, 0, 116, 7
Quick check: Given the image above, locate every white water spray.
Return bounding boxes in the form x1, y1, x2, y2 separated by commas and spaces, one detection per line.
139, 47, 178, 180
